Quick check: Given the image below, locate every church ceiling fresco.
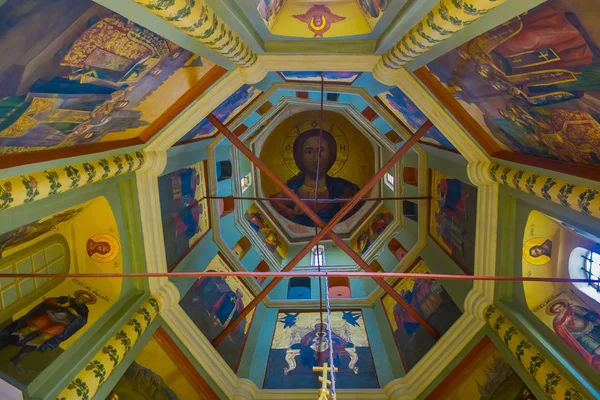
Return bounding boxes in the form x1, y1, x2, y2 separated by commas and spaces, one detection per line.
429, 170, 477, 275
0, 197, 121, 387
427, 336, 535, 399
523, 210, 600, 374
381, 259, 462, 372
179, 253, 255, 372
263, 310, 379, 389
257, 1, 377, 38
376, 87, 457, 151
176, 85, 262, 144
256, 109, 376, 240
109, 327, 217, 400
351, 204, 393, 256
0, 0, 223, 159
158, 161, 210, 272
245, 203, 288, 263
278, 71, 361, 84
424, 0, 600, 167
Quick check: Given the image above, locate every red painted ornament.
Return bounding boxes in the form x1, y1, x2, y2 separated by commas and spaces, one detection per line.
293, 5, 345, 37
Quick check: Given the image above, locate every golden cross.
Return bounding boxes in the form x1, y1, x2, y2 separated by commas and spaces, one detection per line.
538, 51, 550, 61
313, 362, 338, 400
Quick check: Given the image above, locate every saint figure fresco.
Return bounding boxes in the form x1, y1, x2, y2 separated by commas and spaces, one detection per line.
269, 129, 361, 227
547, 299, 600, 371
245, 205, 287, 261
382, 260, 462, 372
429, 170, 477, 274
159, 162, 209, 270
0, 290, 96, 372
426, 0, 600, 165
264, 311, 379, 389
179, 254, 255, 371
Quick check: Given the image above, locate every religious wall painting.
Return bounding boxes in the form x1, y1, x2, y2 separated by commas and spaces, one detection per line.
0, 197, 122, 387
108, 328, 216, 400
0, 0, 218, 156
258, 0, 287, 30
158, 162, 210, 271
429, 170, 477, 275
260, 111, 375, 236
532, 289, 600, 373
180, 253, 255, 371
376, 87, 457, 151
358, 0, 389, 28
278, 71, 361, 84
381, 259, 462, 372
425, 0, 600, 166
177, 85, 261, 143
351, 204, 393, 255
263, 310, 379, 389
426, 337, 536, 400
245, 203, 288, 262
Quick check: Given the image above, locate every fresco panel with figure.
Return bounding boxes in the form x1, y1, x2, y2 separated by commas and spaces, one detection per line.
264, 310, 379, 389
0, 0, 219, 157
426, 0, 600, 166
377, 87, 457, 151
159, 162, 210, 271
382, 259, 462, 372
429, 170, 477, 275
179, 253, 255, 372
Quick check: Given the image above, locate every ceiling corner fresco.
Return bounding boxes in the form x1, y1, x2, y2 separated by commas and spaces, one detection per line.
424, 0, 600, 167
376, 87, 457, 151
176, 85, 262, 144
257, 0, 390, 38
278, 71, 362, 84
0, 0, 223, 158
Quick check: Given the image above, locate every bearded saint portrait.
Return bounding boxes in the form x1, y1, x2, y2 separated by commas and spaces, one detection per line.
269, 129, 361, 227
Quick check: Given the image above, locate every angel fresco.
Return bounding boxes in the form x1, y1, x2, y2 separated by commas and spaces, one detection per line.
268, 129, 361, 227
293, 5, 345, 37
0, 290, 96, 372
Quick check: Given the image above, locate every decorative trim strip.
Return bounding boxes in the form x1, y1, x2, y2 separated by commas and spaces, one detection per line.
0, 151, 145, 211
484, 304, 584, 400
488, 163, 600, 219
56, 297, 160, 400
375, 0, 509, 71
133, 0, 257, 68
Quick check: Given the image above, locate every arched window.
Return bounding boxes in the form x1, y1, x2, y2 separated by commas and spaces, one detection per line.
241, 172, 252, 193
218, 196, 235, 218
328, 277, 351, 298
569, 247, 600, 302
388, 239, 407, 262
311, 245, 325, 268
288, 277, 311, 299
0, 235, 69, 323
254, 260, 270, 285
583, 250, 600, 291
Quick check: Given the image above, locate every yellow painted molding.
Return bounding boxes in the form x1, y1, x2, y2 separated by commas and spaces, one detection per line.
484, 304, 586, 400
0, 151, 145, 211
489, 164, 600, 220
132, 0, 257, 68
56, 297, 160, 400
258, 54, 379, 72
376, 0, 509, 72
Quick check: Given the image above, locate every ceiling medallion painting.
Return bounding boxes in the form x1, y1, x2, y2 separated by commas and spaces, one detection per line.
257, 0, 386, 38
257, 110, 375, 238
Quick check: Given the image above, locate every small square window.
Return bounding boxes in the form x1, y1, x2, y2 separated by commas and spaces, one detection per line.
384, 173, 395, 190
241, 173, 252, 193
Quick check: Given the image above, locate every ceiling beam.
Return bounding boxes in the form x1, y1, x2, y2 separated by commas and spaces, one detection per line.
209, 115, 438, 346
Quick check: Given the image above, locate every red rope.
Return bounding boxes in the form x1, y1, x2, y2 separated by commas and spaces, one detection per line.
0, 271, 593, 283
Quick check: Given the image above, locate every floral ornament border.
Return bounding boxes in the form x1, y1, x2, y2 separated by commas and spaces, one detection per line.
0, 151, 145, 212
56, 297, 160, 400
380, 0, 509, 69
484, 304, 584, 400
488, 164, 600, 220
